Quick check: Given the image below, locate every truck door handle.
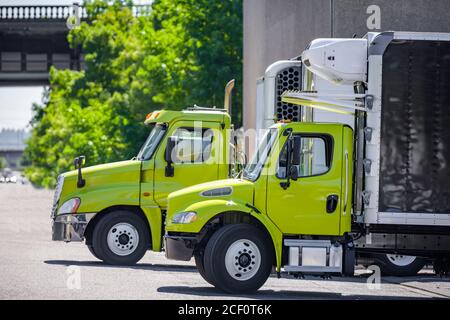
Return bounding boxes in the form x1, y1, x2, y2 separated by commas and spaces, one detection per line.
326, 194, 339, 213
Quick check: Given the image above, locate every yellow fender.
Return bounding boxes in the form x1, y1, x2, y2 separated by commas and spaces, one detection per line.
172, 199, 284, 271
141, 205, 163, 252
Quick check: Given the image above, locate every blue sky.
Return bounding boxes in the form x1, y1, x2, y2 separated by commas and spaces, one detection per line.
0, 0, 75, 5
0, 0, 151, 5
0, 87, 43, 130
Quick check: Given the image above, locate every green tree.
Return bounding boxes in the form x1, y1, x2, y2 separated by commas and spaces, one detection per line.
24, 0, 242, 188
143, 0, 243, 123
0, 156, 6, 170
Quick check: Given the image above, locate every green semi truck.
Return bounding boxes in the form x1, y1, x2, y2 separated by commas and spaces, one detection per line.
164, 31, 450, 293
51, 81, 240, 265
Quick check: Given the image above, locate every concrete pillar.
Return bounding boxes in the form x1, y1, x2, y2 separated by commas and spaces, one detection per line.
243, 0, 331, 131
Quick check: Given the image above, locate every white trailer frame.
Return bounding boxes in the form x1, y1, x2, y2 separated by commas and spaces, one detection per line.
365, 31, 450, 227
282, 31, 450, 228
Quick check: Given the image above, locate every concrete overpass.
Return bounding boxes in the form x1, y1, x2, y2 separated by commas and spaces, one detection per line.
0, 4, 151, 86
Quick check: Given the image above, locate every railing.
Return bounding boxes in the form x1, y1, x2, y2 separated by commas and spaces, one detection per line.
0, 5, 151, 20
0, 5, 86, 20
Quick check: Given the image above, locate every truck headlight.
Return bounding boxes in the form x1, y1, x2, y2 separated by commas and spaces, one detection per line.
172, 211, 197, 224
58, 198, 81, 215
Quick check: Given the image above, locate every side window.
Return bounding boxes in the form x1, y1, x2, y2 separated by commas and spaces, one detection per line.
171, 127, 214, 163
277, 135, 332, 178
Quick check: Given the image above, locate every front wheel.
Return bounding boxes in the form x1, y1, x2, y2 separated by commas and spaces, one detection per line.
374, 253, 426, 276
194, 250, 214, 285
87, 245, 101, 260
203, 224, 273, 294
92, 210, 150, 265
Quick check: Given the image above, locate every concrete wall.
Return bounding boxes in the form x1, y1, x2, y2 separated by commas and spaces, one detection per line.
243, 0, 331, 130
333, 0, 450, 38
243, 0, 450, 131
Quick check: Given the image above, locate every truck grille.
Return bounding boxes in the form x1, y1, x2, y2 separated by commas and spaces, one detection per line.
275, 66, 302, 122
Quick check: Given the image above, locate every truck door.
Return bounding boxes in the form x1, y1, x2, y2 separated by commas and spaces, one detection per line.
266, 126, 344, 236
152, 121, 221, 208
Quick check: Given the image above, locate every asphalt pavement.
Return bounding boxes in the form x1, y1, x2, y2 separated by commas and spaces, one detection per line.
1, 182, 449, 300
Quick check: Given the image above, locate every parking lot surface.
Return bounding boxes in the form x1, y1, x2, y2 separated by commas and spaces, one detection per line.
1, 183, 449, 300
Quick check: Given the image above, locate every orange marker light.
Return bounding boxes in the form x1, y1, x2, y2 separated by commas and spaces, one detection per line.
151, 111, 160, 119
278, 119, 292, 124
145, 111, 160, 121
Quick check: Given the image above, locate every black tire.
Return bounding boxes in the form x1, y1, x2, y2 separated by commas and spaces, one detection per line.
204, 224, 273, 294
374, 253, 426, 276
92, 210, 150, 265
87, 245, 101, 260
433, 258, 450, 276
194, 250, 214, 285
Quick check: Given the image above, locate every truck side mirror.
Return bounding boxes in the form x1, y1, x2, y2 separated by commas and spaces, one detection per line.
165, 137, 177, 177
288, 136, 301, 181
289, 165, 299, 181
280, 135, 294, 190
291, 136, 301, 166
73, 155, 86, 188
73, 155, 85, 167
281, 135, 301, 189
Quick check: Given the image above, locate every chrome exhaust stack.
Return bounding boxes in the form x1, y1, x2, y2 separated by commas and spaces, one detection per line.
224, 79, 235, 115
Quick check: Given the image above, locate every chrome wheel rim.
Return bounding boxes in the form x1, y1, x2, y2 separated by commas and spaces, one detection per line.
386, 254, 416, 266
225, 239, 261, 281
106, 223, 139, 256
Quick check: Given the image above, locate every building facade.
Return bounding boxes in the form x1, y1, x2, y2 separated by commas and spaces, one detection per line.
243, 0, 450, 131
0, 128, 30, 169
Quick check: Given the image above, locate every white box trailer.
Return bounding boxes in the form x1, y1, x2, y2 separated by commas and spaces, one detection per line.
258, 31, 450, 274
298, 31, 450, 266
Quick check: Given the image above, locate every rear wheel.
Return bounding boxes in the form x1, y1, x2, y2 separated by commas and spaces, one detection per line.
433, 258, 450, 276
92, 210, 150, 265
203, 224, 273, 294
374, 253, 426, 276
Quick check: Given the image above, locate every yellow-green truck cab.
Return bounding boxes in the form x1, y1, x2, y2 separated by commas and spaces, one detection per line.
52, 108, 232, 265
164, 121, 354, 293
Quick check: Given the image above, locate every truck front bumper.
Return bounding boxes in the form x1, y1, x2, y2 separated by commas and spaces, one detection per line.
164, 234, 198, 261
52, 213, 96, 242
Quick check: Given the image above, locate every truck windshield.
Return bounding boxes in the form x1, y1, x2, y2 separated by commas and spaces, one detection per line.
242, 128, 278, 181
137, 124, 167, 161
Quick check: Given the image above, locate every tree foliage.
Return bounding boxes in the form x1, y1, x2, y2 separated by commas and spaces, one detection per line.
24, 0, 242, 188
0, 156, 6, 170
